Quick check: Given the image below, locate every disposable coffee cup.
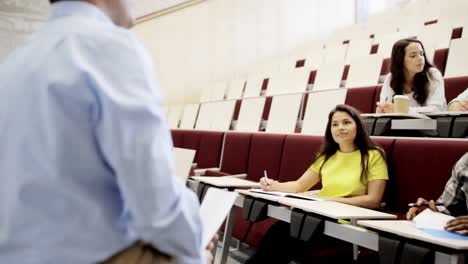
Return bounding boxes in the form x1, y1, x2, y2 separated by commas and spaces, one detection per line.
393, 95, 409, 113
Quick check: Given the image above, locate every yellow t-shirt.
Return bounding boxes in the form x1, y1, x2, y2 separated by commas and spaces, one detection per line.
309, 149, 388, 198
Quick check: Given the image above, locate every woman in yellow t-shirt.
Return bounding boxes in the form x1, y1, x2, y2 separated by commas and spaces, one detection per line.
246, 104, 388, 264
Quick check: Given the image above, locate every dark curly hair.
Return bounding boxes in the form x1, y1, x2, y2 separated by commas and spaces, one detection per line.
389, 38, 435, 106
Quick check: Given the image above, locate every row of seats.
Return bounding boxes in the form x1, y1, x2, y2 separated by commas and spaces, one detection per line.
174, 129, 468, 250
192, 23, 466, 104
168, 76, 468, 137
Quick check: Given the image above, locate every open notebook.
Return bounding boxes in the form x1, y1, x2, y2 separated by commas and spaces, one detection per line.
249, 189, 324, 202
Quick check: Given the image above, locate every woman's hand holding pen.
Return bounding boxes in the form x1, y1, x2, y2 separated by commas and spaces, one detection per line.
376, 102, 394, 113
406, 197, 439, 220
259, 177, 277, 191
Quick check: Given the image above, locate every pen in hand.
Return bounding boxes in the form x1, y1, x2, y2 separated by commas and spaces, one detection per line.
408, 202, 444, 207
263, 170, 270, 185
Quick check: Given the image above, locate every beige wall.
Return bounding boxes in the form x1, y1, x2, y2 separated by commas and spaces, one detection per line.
0, 0, 48, 62
132, 0, 355, 105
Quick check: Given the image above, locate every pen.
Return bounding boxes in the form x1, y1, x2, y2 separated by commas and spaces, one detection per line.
408, 202, 444, 207
263, 170, 270, 185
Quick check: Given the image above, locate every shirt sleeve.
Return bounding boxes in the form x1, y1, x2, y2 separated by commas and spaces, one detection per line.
409, 68, 447, 113
309, 155, 325, 173
74, 32, 205, 264
367, 150, 389, 181
449, 88, 468, 105
379, 74, 393, 107
437, 153, 468, 216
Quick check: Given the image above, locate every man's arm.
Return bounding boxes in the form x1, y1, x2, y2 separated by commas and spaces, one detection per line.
77, 32, 205, 263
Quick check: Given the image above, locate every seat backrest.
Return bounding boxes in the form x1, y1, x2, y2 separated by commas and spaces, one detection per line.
390, 138, 468, 214
345, 54, 384, 89
345, 86, 378, 114
444, 76, 468, 103
265, 93, 303, 134
445, 38, 468, 78
168, 104, 184, 129
266, 68, 310, 96
179, 104, 199, 129
302, 89, 347, 135
246, 133, 286, 182
277, 135, 324, 183
196, 131, 224, 169
226, 79, 245, 100
180, 130, 202, 161
210, 100, 236, 131
171, 129, 184, 148
235, 97, 265, 132
220, 132, 253, 174
244, 76, 265, 98
346, 38, 373, 64
313, 58, 346, 91
418, 22, 453, 50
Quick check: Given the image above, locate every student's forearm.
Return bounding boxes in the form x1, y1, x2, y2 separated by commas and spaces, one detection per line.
272, 181, 302, 193
331, 195, 382, 209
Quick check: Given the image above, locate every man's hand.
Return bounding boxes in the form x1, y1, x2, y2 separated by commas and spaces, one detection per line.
448, 100, 468, 112
445, 216, 468, 235
206, 234, 219, 264
406, 198, 438, 220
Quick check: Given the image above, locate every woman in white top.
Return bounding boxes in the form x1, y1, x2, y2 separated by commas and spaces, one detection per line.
376, 38, 447, 114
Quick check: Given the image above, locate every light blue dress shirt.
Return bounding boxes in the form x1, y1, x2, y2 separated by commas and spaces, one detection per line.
450, 88, 468, 104
0, 2, 204, 263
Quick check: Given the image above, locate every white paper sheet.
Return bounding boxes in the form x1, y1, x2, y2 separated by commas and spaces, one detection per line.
413, 208, 454, 230
200, 188, 239, 247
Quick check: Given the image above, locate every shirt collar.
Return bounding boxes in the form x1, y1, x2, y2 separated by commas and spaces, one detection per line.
49, 1, 113, 25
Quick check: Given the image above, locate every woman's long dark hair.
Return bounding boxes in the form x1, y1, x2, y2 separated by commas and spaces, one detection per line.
390, 38, 435, 106
311, 104, 385, 184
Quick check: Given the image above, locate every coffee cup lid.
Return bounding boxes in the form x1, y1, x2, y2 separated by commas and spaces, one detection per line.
393, 95, 409, 99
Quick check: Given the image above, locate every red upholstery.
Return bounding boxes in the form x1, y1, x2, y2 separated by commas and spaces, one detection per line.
171, 129, 184, 148
277, 135, 324, 183
243, 135, 322, 248
308, 70, 317, 84
373, 85, 383, 112
390, 139, 468, 214
245, 133, 286, 182
433, 48, 449, 76
445, 76, 468, 103
296, 59, 305, 68
345, 86, 378, 113
342, 64, 350, 80
424, 19, 437, 25
452, 27, 463, 39
380, 58, 391, 76
232, 100, 242, 121
262, 97, 273, 120
218, 132, 253, 175
196, 131, 224, 169
181, 130, 201, 161
261, 79, 269, 91
301, 92, 309, 120
203, 170, 230, 176
244, 218, 278, 248
231, 208, 252, 242
370, 44, 378, 54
